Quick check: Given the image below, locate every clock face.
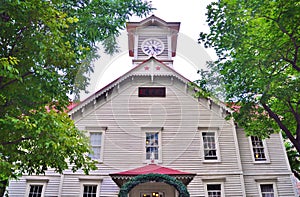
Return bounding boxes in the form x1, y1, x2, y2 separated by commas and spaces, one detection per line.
141, 38, 164, 56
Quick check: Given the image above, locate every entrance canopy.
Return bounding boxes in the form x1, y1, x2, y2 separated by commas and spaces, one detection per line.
109, 164, 196, 187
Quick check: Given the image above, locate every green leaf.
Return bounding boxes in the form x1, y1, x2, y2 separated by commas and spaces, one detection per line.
198, 0, 300, 177
0, 0, 152, 193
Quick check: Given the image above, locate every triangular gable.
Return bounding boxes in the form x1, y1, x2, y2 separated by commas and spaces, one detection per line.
126, 15, 180, 31
131, 57, 189, 80
69, 57, 190, 115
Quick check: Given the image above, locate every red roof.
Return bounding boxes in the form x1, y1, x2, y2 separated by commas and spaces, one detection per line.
109, 164, 195, 187
67, 102, 79, 111
110, 164, 194, 176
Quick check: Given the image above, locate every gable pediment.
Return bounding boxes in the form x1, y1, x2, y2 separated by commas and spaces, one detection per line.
131, 58, 180, 77
126, 15, 180, 32
69, 58, 190, 116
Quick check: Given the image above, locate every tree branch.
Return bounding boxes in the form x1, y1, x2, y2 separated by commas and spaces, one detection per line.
287, 99, 300, 140
287, 100, 300, 113
276, 23, 300, 72
261, 103, 300, 153
1, 136, 33, 146
262, 14, 300, 72
0, 71, 33, 90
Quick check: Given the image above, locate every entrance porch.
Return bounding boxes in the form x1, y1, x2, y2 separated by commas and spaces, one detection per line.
109, 164, 195, 197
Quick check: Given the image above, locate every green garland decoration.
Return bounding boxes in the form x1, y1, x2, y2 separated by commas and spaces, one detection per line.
118, 173, 190, 197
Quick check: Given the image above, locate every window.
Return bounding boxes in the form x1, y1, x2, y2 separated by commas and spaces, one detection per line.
203, 178, 225, 197
89, 132, 102, 160
199, 128, 220, 162
143, 127, 162, 163
25, 181, 47, 197
202, 132, 218, 160
28, 185, 43, 197
146, 132, 159, 160
138, 87, 166, 97
83, 185, 97, 197
79, 178, 102, 197
207, 184, 221, 197
256, 179, 278, 197
251, 136, 267, 161
86, 127, 106, 162
260, 184, 275, 197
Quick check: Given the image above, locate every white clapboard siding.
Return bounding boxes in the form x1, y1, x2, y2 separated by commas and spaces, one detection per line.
75, 76, 240, 172
243, 175, 295, 197
237, 128, 292, 174
6, 178, 27, 197
7, 59, 296, 196
69, 75, 246, 196
60, 175, 81, 196
70, 72, 294, 196
187, 175, 245, 197
8, 175, 61, 197
237, 128, 296, 196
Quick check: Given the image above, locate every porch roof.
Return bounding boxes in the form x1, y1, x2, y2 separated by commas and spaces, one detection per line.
109, 164, 196, 187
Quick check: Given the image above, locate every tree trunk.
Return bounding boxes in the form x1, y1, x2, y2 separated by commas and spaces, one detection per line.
0, 179, 8, 197
262, 103, 300, 153
292, 169, 300, 180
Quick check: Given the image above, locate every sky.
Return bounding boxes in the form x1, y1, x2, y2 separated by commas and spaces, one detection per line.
149, 0, 213, 41
80, 0, 216, 100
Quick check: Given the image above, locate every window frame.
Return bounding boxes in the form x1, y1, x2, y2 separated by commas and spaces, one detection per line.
86, 127, 106, 162
25, 181, 47, 197
249, 136, 270, 163
143, 127, 162, 163
257, 182, 278, 197
80, 181, 101, 197
199, 128, 221, 162
204, 182, 224, 197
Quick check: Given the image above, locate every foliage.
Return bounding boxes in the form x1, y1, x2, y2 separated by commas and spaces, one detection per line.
1, 109, 97, 175
198, 0, 300, 177
191, 61, 226, 101
0, 0, 152, 194
285, 142, 300, 178
119, 173, 190, 197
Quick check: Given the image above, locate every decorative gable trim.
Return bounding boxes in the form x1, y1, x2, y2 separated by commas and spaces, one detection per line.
69, 58, 190, 116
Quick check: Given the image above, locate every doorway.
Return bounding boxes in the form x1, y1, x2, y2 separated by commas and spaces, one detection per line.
130, 182, 176, 197
140, 191, 164, 197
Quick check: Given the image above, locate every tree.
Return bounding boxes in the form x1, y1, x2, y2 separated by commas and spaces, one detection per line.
198, 0, 300, 178
0, 0, 151, 194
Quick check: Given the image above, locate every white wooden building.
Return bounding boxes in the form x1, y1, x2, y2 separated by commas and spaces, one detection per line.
7, 15, 296, 197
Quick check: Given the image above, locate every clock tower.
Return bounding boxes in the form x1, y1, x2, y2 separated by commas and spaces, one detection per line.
126, 15, 180, 67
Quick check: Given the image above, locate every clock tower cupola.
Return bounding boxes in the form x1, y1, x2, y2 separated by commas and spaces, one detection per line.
126, 15, 180, 67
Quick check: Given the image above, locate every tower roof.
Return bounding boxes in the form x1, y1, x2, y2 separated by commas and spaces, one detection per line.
126, 15, 180, 31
